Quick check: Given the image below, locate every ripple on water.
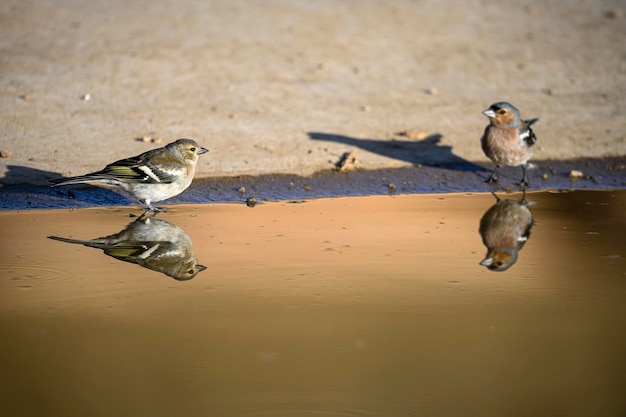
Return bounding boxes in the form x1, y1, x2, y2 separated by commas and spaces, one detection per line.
1, 263, 81, 287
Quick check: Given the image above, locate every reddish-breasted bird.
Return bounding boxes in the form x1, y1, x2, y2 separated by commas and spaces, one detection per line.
50, 138, 208, 212
481, 102, 538, 187
479, 192, 534, 272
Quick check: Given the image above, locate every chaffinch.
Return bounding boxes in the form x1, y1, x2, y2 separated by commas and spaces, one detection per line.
50, 138, 208, 212
481, 102, 538, 187
48, 214, 206, 280
479, 192, 534, 272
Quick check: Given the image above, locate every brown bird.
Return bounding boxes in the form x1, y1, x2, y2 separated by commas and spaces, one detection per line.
481, 102, 538, 187
479, 192, 534, 271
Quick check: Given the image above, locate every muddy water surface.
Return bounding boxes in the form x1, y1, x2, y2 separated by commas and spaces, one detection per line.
1, 191, 625, 417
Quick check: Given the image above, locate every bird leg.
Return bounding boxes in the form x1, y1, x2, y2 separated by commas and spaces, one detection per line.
485, 165, 499, 184
517, 164, 529, 188
141, 200, 169, 215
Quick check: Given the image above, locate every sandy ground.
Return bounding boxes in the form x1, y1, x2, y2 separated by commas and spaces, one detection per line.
1, 0, 625, 186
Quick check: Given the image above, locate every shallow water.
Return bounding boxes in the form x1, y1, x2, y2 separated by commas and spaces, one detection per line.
1, 190, 625, 417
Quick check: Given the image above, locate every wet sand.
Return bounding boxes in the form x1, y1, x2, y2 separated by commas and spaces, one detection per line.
1, 190, 625, 416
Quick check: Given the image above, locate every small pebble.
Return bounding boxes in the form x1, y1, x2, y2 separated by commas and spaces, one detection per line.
140, 136, 162, 144
246, 197, 257, 208
388, 183, 396, 191
423, 87, 438, 95
541, 173, 549, 180
360, 105, 371, 112
399, 129, 429, 140
0, 149, 12, 158
237, 186, 246, 194
570, 170, 584, 179
607, 9, 624, 19
81, 93, 90, 101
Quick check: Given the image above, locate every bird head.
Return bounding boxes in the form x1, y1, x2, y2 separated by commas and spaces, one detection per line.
171, 138, 209, 162
480, 247, 518, 272
482, 102, 521, 128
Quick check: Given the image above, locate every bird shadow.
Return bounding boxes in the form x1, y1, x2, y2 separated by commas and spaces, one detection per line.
308, 132, 485, 172
0, 165, 127, 209
1, 164, 64, 186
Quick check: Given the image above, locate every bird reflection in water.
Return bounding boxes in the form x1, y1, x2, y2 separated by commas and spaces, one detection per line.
48, 214, 206, 280
479, 192, 534, 272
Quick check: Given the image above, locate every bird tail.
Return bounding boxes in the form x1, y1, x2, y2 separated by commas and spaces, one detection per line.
47, 235, 109, 249
48, 235, 92, 245
525, 118, 539, 127
49, 173, 111, 187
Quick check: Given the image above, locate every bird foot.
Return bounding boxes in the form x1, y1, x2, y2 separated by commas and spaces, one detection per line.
485, 175, 499, 184
141, 206, 169, 217
516, 180, 529, 188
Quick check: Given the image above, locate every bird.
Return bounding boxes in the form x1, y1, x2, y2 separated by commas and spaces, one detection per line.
48, 214, 207, 280
478, 192, 534, 272
480, 102, 538, 187
50, 138, 208, 212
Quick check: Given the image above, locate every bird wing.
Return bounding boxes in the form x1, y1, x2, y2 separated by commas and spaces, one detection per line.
520, 119, 538, 147
102, 155, 177, 184
102, 241, 178, 262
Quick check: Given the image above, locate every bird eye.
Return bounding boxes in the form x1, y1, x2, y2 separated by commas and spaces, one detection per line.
498, 109, 506, 115
190, 147, 196, 152
188, 269, 194, 274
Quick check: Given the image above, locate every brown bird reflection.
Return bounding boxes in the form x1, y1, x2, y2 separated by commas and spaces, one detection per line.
479, 192, 534, 272
48, 214, 206, 280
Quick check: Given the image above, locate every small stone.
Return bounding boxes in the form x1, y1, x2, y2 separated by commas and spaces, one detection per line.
81, 93, 90, 101
423, 87, 438, 95
303, 185, 311, 192
360, 105, 371, 112
334, 150, 358, 172
399, 129, 429, 140
570, 170, 584, 179
18, 94, 32, 101
543, 88, 555, 96
541, 173, 549, 180
237, 186, 246, 194
139, 136, 162, 144
607, 9, 624, 19
0, 149, 12, 158
245, 197, 257, 208
388, 183, 396, 191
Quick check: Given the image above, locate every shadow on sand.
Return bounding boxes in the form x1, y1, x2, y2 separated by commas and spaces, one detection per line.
308, 131, 485, 171
0, 165, 127, 209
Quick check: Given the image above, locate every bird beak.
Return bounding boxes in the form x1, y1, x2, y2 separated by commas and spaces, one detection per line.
482, 109, 496, 118
480, 257, 493, 267
196, 264, 207, 272
198, 147, 209, 155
